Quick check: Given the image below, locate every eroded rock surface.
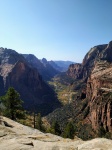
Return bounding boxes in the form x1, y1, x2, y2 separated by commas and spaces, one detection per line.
67, 63, 82, 79
0, 116, 112, 150
87, 61, 112, 132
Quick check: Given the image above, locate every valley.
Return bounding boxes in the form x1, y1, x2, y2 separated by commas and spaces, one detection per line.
48, 76, 77, 105
0, 41, 112, 148
0, 1, 112, 149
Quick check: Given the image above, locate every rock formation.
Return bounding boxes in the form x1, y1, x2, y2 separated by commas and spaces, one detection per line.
67, 63, 82, 79
0, 116, 112, 150
71, 41, 112, 133
87, 61, 112, 132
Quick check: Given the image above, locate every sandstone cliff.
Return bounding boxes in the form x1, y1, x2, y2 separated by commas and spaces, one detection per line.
87, 61, 112, 133
73, 41, 112, 133
67, 63, 82, 79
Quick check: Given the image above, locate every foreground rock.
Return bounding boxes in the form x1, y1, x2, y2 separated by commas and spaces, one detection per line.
0, 116, 112, 150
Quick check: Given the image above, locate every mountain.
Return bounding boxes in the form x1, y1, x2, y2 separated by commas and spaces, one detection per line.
46, 41, 112, 139
41, 58, 60, 78
0, 48, 60, 115
1, 117, 112, 150
54, 61, 75, 72
49, 60, 75, 72
41, 59, 75, 72
48, 60, 62, 72
23, 55, 59, 81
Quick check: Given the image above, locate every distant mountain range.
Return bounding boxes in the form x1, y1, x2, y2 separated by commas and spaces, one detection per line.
41, 58, 75, 72
53, 60, 75, 72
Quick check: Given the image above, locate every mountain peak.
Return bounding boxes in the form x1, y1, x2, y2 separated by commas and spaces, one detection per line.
42, 58, 48, 64
107, 40, 112, 48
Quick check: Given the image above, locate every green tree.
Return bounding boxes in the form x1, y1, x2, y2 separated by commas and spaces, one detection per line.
98, 126, 106, 137
51, 121, 61, 135
0, 87, 24, 120
63, 122, 75, 139
35, 113, 42, 130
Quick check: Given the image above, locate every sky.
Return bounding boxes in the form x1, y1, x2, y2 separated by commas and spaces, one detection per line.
0, 0, 112, 63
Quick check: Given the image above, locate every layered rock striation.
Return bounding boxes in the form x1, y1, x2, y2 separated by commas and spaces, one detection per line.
67, 63, 83, 79
87, 61, 112, 132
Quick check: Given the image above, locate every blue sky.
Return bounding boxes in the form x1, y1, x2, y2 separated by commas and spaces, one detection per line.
0, 0, 112, 62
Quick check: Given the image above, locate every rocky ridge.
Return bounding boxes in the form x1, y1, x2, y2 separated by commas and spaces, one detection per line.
0, 116, 112, 150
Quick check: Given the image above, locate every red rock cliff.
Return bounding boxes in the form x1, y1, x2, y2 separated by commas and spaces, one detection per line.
67, 63, 82, 79
87, 61, 112, 132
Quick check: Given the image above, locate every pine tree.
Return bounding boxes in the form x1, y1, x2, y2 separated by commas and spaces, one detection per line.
0, 87, 24, 120
98, 126, 106, 137
51, 121, 61, 135
63, 122, 75, 139
35, 113, 42, 130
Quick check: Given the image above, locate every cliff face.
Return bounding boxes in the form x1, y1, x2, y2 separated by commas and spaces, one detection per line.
87, 61, 112, 132
82, 41, 112, 79
67, 63, 83, 79
84, 42, 112, 132
66, 44, 109, 80
0, 48, 60, 115
82, 44, 107, 79
84, 42, 112, 133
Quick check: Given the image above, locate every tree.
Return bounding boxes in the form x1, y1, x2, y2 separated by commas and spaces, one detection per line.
63, 122, 75, 139
35, 113, 42, 130
0, 87, 24, 120
33, 111, 36, 128
51, 121, 61, 135
98, 126, 106, 137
